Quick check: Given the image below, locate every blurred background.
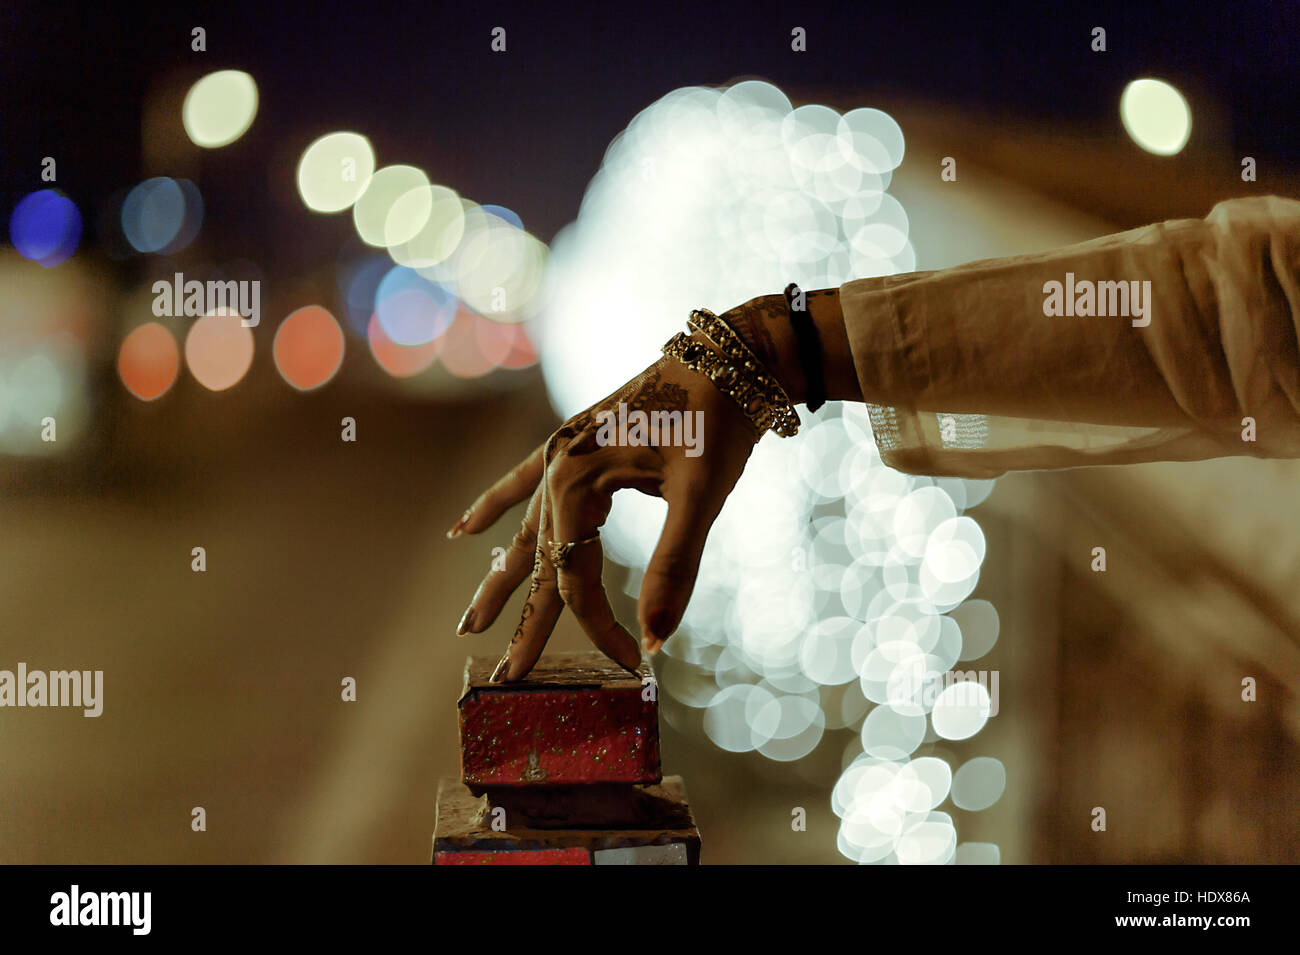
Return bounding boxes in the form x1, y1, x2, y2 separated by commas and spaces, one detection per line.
2, 1, 1298, 864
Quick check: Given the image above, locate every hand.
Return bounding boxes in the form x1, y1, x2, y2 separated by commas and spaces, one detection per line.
448, 347, 760, 682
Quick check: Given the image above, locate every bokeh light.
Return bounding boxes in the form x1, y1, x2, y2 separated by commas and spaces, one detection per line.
374, 265, 457, 345
438, 309, 510, 379
9, 352, 63, 428
951, 757, 1007, 811
1120, 78, 1191, 156
367, 313, 441, 378
297, 132, 376, 213
431, 205, 547, 322
470, 312, 521, 368
353, 165, 430, 247
496, 322, 539, 370
931, 679, 993, 740
955, 842, 1001, 865
118, 322, 181, 401
9, 190, 82, 266
182, 70, 259, 148
952, 599, 1000, 661
273, 306, 345, 391
0, 250, 95, 453
184, 309, 255, 391
388, 185, 465, 269
120, 178, 203, 254
338, 252, 391, 336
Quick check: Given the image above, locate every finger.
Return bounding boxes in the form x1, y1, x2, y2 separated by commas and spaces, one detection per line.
549, 444, 662, 674
637, 485, 725, 654
490, 440, 566, 683
447, 443, 545, 538
456, 481, 544, 635
489, 542, 564, 683
555, 536, 642, 674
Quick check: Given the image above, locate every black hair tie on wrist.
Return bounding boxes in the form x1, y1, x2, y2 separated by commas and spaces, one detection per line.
784, 282, 826, 413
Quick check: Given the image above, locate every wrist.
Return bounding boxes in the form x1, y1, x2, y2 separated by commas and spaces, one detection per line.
723, 295, 807, 403
724, 290, 858, 405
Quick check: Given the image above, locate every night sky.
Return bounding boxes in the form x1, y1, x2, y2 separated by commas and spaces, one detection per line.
3, 0, 1297, 263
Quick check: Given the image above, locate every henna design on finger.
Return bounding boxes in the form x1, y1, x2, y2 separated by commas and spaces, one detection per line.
511, 547, 545, 646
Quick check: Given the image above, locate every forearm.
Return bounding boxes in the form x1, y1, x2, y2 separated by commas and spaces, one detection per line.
732, 198, 1300, 447
848, 197, 1300, 436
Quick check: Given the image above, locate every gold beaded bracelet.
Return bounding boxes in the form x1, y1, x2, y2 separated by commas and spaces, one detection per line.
661, 310, 801, 438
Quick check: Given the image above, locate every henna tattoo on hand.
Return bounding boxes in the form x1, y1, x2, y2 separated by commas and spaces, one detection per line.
626, 372, 688, 415
562, 371, 690, 457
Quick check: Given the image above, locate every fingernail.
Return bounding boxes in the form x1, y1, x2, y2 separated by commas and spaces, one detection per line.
446, 509, 472, 539
646, 609, 675, 642
457, 607, 476, 636
642, 635, 664, 655
489, 653, 511, 684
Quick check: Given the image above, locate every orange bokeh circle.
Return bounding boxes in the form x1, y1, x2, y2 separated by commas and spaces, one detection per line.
118, 322, 181, 401
274, 305, 345, 391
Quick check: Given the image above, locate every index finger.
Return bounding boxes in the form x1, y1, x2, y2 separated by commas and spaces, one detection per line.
488, 435, 567, 683
447, 442, 545, 539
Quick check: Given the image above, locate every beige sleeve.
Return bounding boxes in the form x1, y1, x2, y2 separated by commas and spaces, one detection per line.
837, 195, 1300, 478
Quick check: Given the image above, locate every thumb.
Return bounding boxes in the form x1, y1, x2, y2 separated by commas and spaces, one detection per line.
637, 493, 721, 653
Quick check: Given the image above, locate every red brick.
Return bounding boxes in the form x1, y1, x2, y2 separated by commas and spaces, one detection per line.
432, 777, 700, 865
458, 652, 660, 789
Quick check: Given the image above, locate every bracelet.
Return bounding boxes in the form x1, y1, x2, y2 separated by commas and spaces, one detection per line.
784, 282, 826, 413
661, 314, 800, 438
661, 333, 800, 438
685, 308, 801, 435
